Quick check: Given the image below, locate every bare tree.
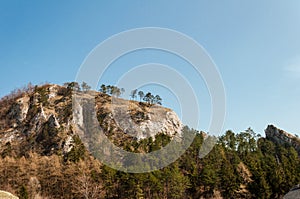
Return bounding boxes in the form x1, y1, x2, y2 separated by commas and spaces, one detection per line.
77, 172, 101, 199
28, 176, 41, 199
76, 161, 103, 199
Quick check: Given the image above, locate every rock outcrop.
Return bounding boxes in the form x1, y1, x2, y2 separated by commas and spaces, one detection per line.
0, 83, 182, 157
283, 185, 300, 199
0, 190, 19, 199
265, 125, 300, 155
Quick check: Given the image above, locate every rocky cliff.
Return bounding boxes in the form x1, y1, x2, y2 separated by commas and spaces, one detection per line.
265, 124, 300, 155
0, 83, 182, 157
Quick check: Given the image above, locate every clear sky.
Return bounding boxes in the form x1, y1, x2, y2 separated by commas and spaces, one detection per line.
1, 1, 300, 136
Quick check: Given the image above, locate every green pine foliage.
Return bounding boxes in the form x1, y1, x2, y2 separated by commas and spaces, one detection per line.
0, 126, 299, 198
97, 127, 300, 199
65, 135, 86, 162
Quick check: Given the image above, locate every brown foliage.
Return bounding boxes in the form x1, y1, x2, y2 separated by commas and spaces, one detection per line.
0, 153, 103, 199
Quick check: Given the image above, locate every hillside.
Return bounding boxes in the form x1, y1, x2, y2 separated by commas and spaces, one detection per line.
0, 83, 182, 158
0, 83, 299, 199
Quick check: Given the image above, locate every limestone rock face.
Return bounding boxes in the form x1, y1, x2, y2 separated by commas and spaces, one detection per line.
138, 110, 182, 140
73, 92, 183, 141
11, 95, 30, 123
0, 84, 182, 157
265, 125, 300, 155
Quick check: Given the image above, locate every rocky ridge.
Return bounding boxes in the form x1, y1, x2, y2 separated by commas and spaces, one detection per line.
0, 83, 182, 157
265, 124, 300, 155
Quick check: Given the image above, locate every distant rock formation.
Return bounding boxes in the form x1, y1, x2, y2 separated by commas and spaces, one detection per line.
265, 125, 300, 155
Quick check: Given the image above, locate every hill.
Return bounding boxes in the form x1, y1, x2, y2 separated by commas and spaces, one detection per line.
0, 83, 299, 198
0, 83, 182, 158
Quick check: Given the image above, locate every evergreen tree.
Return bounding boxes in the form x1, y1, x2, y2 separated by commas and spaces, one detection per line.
99, 84, 107, 94
143, 92, 152, 104
138, 91, 144, 102
154, 95, 162, 105
130, 89, 138, 100
81, 82, 91, 92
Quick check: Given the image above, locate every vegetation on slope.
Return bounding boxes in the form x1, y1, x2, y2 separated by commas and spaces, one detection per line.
0, 127, 299, 198
0, 83, 299, 198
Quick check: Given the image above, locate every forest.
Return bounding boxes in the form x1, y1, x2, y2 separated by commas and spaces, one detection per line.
0, 126, 299, 199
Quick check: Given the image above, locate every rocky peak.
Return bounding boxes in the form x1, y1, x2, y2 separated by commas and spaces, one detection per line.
265, 125, 300, 155
0, 83, 182, 157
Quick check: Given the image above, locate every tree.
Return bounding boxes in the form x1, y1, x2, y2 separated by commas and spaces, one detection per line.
161, 163, 190, 198
112, 87, 121, 98
120, 88, 125, 96
99, 84, 107, 94
149, 94, 155, 104
236, 128, 258, 157
143, 92, 152, 104
130, 89, 137, 100
81, 82, 91, 92
65, 82, 80, 91
107, 85, 112, 95
154, 95, 162, 105
219, 130, 237, 151
28, 176, 41, 198
76, 161, 102, 199
19, 185, 28, 199
138, 91, 144, 102
201, 165, 218, 194
219, 158, 239, 198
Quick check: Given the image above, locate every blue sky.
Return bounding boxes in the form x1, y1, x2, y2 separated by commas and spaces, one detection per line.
1, 1, 300, 136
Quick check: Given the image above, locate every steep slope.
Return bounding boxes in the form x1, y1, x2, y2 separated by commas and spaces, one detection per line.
0, 83, 182, 157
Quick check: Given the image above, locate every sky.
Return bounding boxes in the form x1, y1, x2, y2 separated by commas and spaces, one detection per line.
1, 1, 300, 136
